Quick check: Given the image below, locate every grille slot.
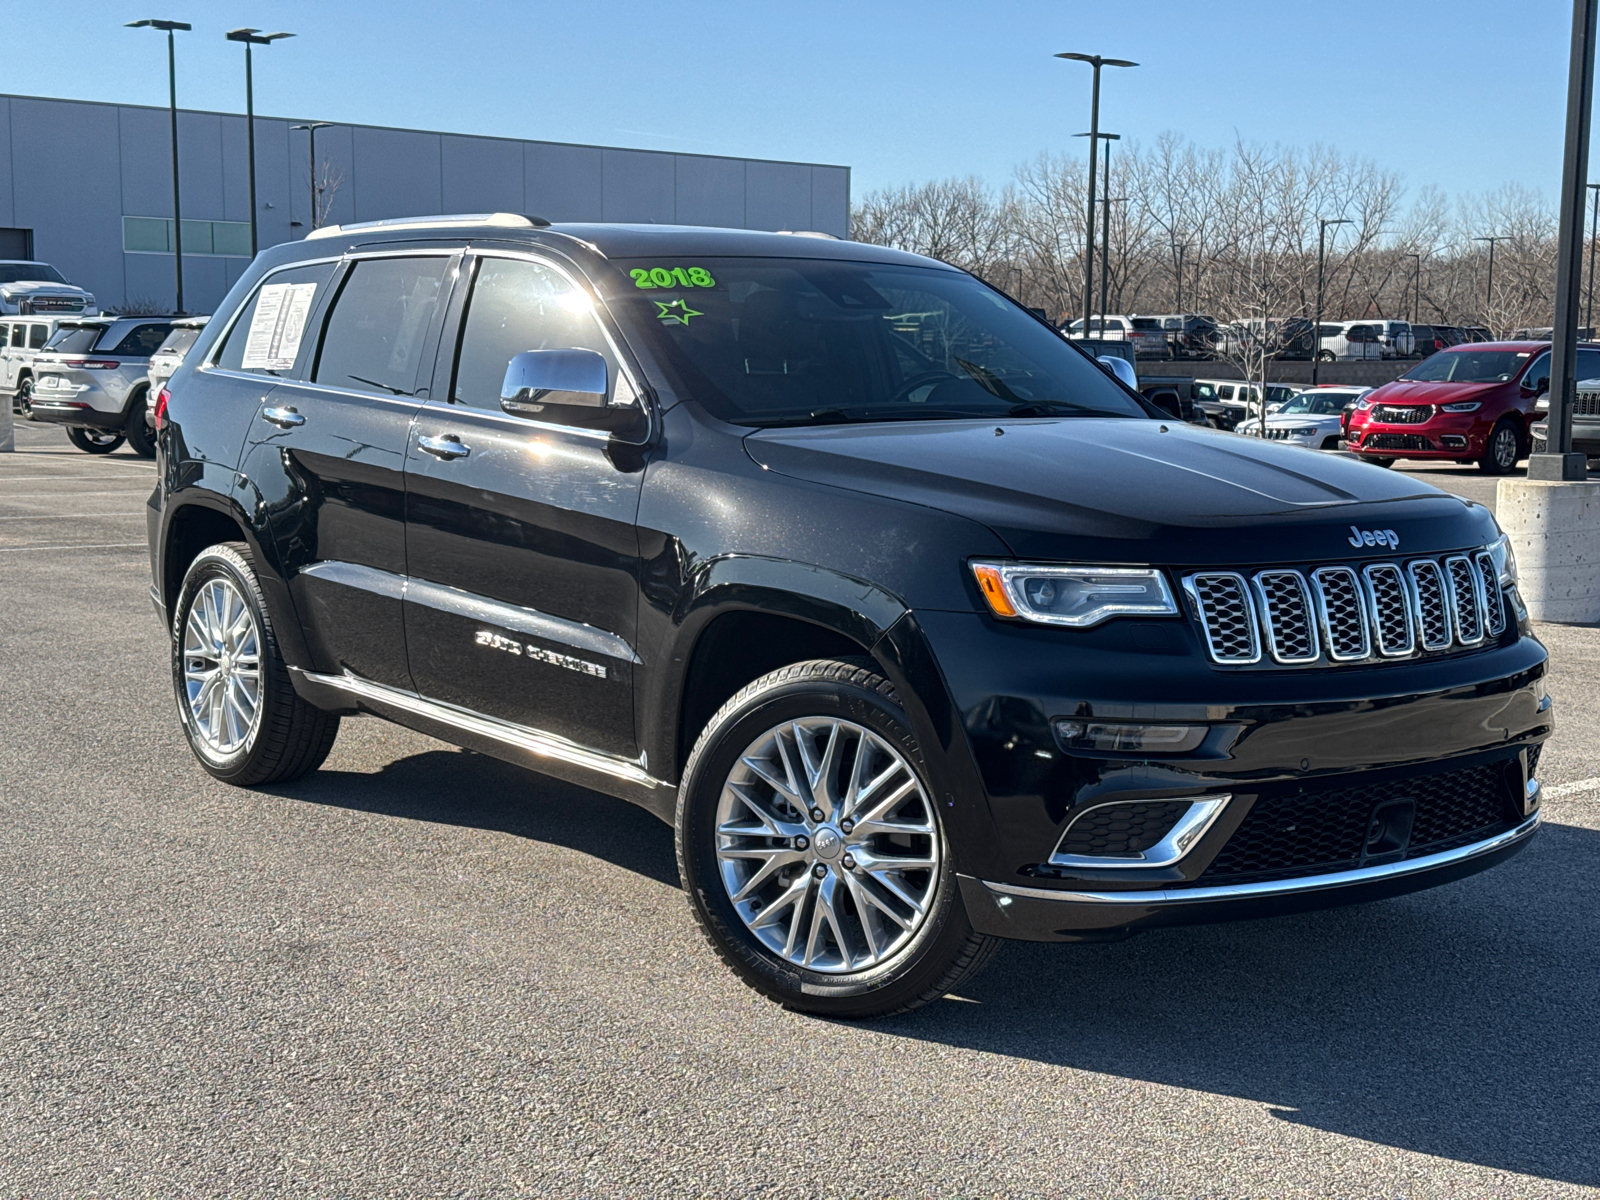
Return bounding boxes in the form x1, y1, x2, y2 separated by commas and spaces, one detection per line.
1475, 551, 1506, 637
1311, 566, 1370, 660
1186, 573, 1260, 663
1254, 571, 1318, 663
1198, 759, 1520, 884
1408, 559, 1453, 650
1446, 555, 1485, 644
1576, 388, 1600, 417
1363, 563, 1414, 656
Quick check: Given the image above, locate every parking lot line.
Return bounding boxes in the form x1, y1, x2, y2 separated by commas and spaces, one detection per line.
0, 541, 146, 553
1544, 777, 1600, 799
0, 512, 145, 519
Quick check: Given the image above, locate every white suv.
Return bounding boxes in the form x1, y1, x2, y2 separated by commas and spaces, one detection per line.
1064, 315, 1168, 358
1316, 321, 1384, 362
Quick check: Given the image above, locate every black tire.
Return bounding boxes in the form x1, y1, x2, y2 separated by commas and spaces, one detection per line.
1317, 350, 1336, 363
124, 391, 157, 459
676, 657, 1000, 1018
1478, 419, 1521, 475
15, 375, 35, 420
1364, 455, 1397, 468
66, 427, 125, 454
171, 542, 340, 786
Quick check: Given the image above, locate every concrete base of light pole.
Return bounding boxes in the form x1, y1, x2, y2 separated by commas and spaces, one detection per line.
1527, 450, 1588, 481
0, 395, 13, 452
1497, 477, 1600, 622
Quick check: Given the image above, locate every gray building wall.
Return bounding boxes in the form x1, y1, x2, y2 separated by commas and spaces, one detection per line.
1, 93, 851, 315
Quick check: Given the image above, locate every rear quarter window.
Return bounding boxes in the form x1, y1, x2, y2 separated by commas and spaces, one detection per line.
104, 323, 173, 357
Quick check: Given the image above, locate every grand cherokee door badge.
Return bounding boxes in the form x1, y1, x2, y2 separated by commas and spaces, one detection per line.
475, 630, 607, 679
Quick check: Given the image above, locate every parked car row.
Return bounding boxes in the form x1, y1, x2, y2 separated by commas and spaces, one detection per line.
1064, 313, 1480, 362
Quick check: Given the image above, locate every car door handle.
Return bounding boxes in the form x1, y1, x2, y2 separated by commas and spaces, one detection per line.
418, 434, 470, 460
262, 405, 305, 428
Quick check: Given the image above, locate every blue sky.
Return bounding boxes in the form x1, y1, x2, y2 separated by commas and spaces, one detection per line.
6, 0, 1580, 209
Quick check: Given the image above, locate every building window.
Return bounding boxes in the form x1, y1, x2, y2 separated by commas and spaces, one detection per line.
122, 216, 252, 258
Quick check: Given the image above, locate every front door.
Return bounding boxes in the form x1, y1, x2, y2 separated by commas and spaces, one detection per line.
242, 251, 453, 690
403, 251, 648, 758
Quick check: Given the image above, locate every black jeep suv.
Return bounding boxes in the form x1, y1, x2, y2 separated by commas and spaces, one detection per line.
147, 215, 1549, 1017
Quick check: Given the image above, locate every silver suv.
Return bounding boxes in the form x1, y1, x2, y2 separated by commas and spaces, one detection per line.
145, 317, 209, 427
28, 317, 173, 456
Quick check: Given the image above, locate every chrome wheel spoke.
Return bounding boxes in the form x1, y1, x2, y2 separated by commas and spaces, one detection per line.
180, 574, 264, 758
715, 714, 940, 976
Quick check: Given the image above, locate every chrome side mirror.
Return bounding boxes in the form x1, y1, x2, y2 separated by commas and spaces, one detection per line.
1097, 355, 1138, 390
501, 348, 608, 415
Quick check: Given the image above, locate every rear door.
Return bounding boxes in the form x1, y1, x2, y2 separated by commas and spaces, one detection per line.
402, 250, 648, 757
242, 250, 454, 690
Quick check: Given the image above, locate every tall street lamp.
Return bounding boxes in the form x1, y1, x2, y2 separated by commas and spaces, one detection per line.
1311, 217, 1351, 386
1173, 241, 1188, 312
1055, 52, 1137, 337
1075, 131, 1120, 332
1474, 235, 1508, 323
1404, 251, 1422, 325
126, 18, 191, 313
227, 28, 295, 257
291, 122, 332, 231
1587, 182, 1600, 333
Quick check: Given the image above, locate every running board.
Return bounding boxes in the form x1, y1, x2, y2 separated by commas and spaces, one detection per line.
289, 667, 675, 820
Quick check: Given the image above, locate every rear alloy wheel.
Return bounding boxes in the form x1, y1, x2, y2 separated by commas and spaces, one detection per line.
67, 427, 125, 454
15, 376, 36, 420
1317, 350, 1336, 362
172, 542, 340, 785
1479, 420, 1521, 475
677, 658, 999, 1018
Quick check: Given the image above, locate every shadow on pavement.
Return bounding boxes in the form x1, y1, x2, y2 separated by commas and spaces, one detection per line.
268, 744, 1598, 1184
268, 746, 680, 888
883, 819, 1600, 1187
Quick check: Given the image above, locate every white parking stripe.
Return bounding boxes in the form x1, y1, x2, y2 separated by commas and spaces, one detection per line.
1544, 777, 1600, 800
0, 542, 146, 553
0, 513, 144, 520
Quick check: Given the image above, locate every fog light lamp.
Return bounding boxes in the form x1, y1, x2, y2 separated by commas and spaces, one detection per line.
1440, 434, 1467, 449
1052, 719, 1207, 754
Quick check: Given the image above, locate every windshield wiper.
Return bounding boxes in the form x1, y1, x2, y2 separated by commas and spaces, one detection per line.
952, 357, 1026, 404
805, 407, 854, 425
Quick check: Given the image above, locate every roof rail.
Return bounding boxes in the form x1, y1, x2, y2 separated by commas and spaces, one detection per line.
305, 212, 535, 241
774, 230, 840, 240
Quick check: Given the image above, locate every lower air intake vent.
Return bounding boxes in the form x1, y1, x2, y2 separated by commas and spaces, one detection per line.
1056, 801, 1191, 859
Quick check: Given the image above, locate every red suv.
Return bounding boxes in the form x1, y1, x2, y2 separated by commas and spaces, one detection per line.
1345, 341, 1578, 473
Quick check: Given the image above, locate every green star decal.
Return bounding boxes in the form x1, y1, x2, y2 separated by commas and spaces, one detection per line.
655, 298, 703, 326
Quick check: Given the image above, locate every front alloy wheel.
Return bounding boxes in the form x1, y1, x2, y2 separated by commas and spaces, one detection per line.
1480, 421, 1520, 474
677, 658, 999, 1018
181, 574, 264, 760
716, 716, 941, 973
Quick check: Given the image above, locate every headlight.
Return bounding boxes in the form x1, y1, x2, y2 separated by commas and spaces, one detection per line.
1290, 426, 1318, 436
971, 561, 1178, 627
1489, 534, 1517, 586
1441, 401, 1481, 412
1356, 398, 1375, 410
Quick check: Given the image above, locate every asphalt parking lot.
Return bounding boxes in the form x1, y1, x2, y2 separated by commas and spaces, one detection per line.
3, 418, 1598, 1199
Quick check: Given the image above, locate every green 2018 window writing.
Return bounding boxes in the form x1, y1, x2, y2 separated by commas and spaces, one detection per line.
631, 266, 717, 289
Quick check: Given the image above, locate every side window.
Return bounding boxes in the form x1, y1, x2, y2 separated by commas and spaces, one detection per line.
30, 324, 48, 349
313, 256, 449, 396
216, 261, 338, 376
1523, 351, 1550, 387
10, 323, 25, 347
450, 256, 624, 418
105, 322, 173, 357
1217, 385, 1234, 400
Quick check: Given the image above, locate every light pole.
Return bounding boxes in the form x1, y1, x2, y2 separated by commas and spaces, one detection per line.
227, 28, 295, 257
1311, 217, 1352, 386
1055, 52, 1137, 337
1173, 241, 1188, 311
1587, 182, 1600, 334
126, 19, 191, 312
1404, 252, 1422, 325
1474, 235, 1508, 326
1075, 131, 1121, 331
291, 122, 332, 231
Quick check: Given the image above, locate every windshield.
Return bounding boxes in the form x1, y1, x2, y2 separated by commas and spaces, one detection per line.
1402, 349, 1531, 383
613, 258, 1148, 426
0, 263, 68, 285
42, 326, 101, 353
1278, 393, 1348, 416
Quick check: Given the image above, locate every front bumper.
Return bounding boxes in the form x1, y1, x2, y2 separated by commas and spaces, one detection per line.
1345, 415, 1488, 458
960, 811, 1539, 942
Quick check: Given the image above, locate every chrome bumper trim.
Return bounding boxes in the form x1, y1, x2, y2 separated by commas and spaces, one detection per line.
986, 812, 1541, 907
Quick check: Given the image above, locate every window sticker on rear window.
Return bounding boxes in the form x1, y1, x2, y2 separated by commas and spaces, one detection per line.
241, 281, 317, 370
630, 266, 717, 289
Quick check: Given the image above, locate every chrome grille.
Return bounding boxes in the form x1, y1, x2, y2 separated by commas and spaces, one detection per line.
1311, 566, 1370, 660
1186, 573, 1260, 663
1474, 551, 1506, 636
1364, 563, 1414, 656
1183, 545, 1510, 667
1370, 405, 1432, 424
1446, 555, 1484, 644
1254, 571, 1317, 663
1576, 388, 1600, 417
1408, 560, 1453, 650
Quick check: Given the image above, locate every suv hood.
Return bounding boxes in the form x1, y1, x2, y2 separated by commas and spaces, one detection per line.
744, 419, 1496, 565
1366, 378, 1503, 407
